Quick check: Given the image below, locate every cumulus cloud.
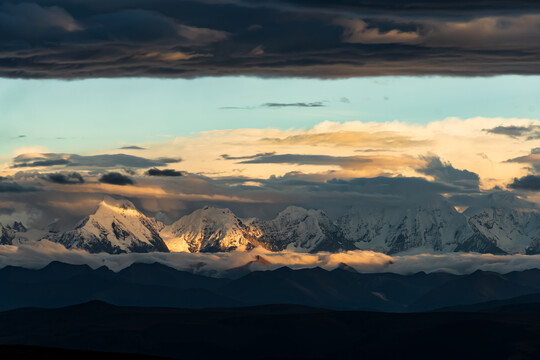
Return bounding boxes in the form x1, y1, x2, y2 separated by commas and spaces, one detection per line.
98, 172, 135, 186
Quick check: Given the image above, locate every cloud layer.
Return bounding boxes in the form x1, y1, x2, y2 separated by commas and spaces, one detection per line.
0, 1, 540, 78
3, 241, 540, 277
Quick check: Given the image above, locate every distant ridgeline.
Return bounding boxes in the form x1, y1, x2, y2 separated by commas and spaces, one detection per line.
2, 261, 540, 312
4, 195, 540, 255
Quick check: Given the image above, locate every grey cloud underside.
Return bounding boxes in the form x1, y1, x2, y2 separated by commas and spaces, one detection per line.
218, 0, 540, 15
485, 125, 540, 140
1, 1, 540, 78
505, 148, 540, 172
155, 157, 183, 164
240, 154, 372, 167
221, 152, 276, 160
12, 153, 165, 168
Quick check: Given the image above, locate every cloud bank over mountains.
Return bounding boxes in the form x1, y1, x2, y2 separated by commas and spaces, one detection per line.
0, 0, 540, 78
3, 240, 540, 277
2, 116, 540, 228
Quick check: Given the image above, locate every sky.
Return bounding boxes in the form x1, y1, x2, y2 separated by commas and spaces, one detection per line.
1, 75, 540, 155
1, 0, 540, 231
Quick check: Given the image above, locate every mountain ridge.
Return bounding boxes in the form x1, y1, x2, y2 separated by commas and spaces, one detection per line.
8, 195, 540, 256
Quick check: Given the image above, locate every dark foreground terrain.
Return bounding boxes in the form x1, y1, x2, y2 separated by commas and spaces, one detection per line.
4, 261, 540, 312
2, 301, 540, 360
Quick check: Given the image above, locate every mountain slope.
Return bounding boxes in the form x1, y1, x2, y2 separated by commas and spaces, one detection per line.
337, 197, 473, 254
253, 206, 354, 253
162, 206, 259, 252
51, 197, 169, 254
0, 222, 27, 245
468, 207, 540, 253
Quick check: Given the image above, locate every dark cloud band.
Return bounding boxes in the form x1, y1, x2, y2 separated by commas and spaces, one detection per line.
98, 172, 134, 186
0, 1, 539, 78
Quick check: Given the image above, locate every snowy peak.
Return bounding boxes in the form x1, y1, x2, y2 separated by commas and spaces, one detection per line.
254, 206, 354, 253
52, 197, 169, 254
337, 198, 473, 254
468, 207, 540, 253
162, 206, 259, 252
0, 221, 28, 245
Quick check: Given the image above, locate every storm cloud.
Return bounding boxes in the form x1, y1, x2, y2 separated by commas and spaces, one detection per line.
0, 1, 539, 78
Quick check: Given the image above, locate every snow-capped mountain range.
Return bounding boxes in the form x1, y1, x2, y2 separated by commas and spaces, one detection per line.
6, 195, 540, 256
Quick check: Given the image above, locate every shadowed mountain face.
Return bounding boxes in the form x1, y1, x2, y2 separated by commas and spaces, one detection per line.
2, 261, 540, 312
0, 222, 27, 245
2, 301, 540, 360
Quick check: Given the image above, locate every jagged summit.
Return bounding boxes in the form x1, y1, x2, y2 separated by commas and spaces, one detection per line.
253, 206, 354, 253
0, 221, 28, 245
162, 206, 259, 252
50, 196, 169, 254
337, 197, 473, 254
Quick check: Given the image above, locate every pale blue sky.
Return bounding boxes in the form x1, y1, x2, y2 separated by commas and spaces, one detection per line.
1, 75, 539, 155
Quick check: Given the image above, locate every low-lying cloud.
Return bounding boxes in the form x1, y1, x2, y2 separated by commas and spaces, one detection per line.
2, 241, 540, 277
